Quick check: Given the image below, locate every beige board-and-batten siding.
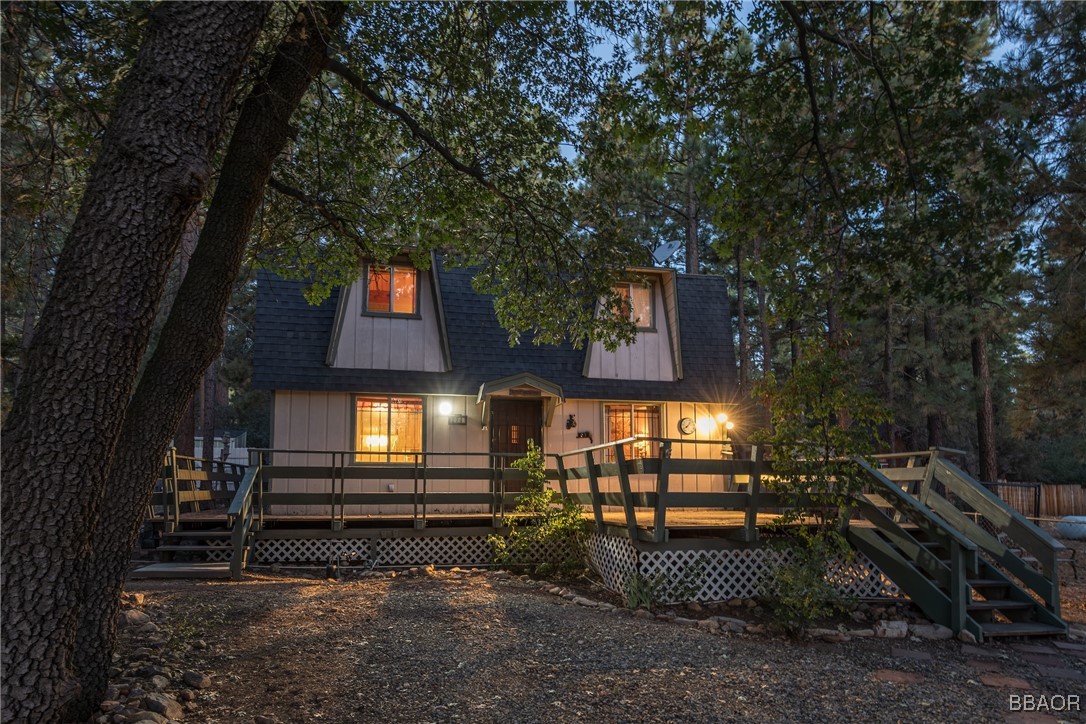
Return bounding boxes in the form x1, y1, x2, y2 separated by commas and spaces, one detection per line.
270, 391, 737, 516
329, 271, 447, 372
584, 278, 676, 381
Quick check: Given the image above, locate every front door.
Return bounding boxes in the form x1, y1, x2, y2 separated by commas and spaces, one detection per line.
489, 398, 543, 498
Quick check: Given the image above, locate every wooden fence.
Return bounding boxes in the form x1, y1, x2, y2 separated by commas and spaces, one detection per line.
991, 482, 1086, 519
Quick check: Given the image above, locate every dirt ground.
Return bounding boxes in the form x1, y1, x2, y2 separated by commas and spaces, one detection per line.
120, 554, 1086, 724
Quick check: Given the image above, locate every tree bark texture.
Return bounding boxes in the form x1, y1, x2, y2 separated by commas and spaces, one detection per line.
971, 331, 999, 482
63, 5, 346, 718
735, 245, 750, 397
923, 310, 946, 449
752, 238, 773, 376
0, 4, 267, 721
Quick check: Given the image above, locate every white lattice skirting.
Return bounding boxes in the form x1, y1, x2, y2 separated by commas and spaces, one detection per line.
247, 535, 497, 567
585, 534, 902, 603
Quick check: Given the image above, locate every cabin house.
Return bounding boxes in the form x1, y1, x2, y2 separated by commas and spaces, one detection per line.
253, 255, 739, 515
142, 255, 1070, 643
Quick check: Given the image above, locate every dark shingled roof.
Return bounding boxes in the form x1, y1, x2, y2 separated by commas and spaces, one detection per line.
253, 261, 737, 403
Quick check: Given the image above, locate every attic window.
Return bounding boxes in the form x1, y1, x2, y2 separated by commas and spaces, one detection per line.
613, 282, 654, 330
366, 264, 417, 316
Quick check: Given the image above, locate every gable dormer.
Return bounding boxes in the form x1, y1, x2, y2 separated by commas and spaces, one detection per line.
583, 268, 682, 382
326, 254, 450, 372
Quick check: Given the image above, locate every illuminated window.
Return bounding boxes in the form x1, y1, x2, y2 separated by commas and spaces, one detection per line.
604, 403, 661, 461
366, 264, 417, 315
612, 282, 654, 329
354, 396, 423, 463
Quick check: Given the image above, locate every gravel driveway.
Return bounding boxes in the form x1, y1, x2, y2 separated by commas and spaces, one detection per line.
123, 570, 1085, 724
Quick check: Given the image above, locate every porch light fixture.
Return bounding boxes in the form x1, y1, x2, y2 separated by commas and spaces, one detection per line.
715, 412, 729, 424
438, 400, 453, 416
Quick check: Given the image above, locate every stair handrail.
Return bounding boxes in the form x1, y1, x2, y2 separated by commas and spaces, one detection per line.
228, 459, 261, 580
931, 458, 1066, 564
853, 457, 979, 556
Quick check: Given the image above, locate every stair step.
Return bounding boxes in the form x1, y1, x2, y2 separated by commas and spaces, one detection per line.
967, 579, 1009, 588
966, 599, 1036, 612
980, 622, 1066, 639
129, 562, 231, 579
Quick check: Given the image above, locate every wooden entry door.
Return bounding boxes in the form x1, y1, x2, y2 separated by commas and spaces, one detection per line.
490, 398, 542, 463
490, 399, 543, 501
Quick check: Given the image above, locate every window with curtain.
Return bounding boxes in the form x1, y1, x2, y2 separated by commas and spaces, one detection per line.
604, 403, 661, 461
612, 281, 654, 330
354, 396, 423, 463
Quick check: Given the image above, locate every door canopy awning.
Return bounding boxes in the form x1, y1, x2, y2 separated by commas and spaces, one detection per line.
477, 372, 564, 427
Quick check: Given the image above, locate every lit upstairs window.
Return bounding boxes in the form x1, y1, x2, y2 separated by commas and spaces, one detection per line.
612, 281, 654, 330
366, 264, 418, 316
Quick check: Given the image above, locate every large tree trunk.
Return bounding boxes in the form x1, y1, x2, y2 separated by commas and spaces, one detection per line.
923, 309, 946, 449
735, 244, 750, 397
63, 5, 345, 718
753, 237, 773, 376
0, 6, 266, 721
173, 214, 203, 458
972, 330, 998, 482
684, 171, 699, 274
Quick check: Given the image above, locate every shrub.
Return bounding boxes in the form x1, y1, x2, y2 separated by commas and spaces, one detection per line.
489, 441, 587, 578
752, 338, 888, 635
759, 531, 847, 637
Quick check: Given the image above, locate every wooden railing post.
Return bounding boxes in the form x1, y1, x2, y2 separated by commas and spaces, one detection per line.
613, 444, 640, 542
742, 445, 763, 543
652, 442, 672, 543
168, 447, 180, 533
949, 539, 967, 635
554, 455, 569, 498
584, 449, 605, 535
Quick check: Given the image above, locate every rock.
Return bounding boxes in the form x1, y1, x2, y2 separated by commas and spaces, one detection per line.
137, 622, 160, 635
672, 616, 697, 626
744, 599, 757, 609
727, 598, 744, 608
598, 603, 615, 611
182, 670, 211, 689
183, 701, 198, 712
119, 610, 151, 628
686, 602, 704, 613
633, 609, 655, 620
909, 623, 954, 640
100, 700, 122, 712
744, 624, 766, 635
178, 689, 195, 703
655, 613, 675, 622
572, 597, 597, 608
548, 587, 562, 595
561, 592, 577, 601
384, 571, 396, 579
127, 711, 168, 724
143, 692, 183, 720
129, 688, 146, 699
822, 632, 850, 643
697, 619, 720, 634
851, 611, 868, 623
192, 640, 207, 650
850, 629, 876, 638
255, 716, 278, 724
957, 630, 977, 644
491, 570, 509, 578
150, 675, 169, 690
873, 620, 909, 639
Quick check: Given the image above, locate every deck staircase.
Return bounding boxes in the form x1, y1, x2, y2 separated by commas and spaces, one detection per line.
850, 451, 1067, 642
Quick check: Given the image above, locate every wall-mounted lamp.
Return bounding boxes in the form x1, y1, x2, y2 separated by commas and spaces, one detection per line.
438, 400, 453, 416
566, 414, 577, 430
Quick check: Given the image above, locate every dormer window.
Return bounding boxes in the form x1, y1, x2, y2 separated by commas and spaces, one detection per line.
613, 281, 654, 330
366, 263, 418, 316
